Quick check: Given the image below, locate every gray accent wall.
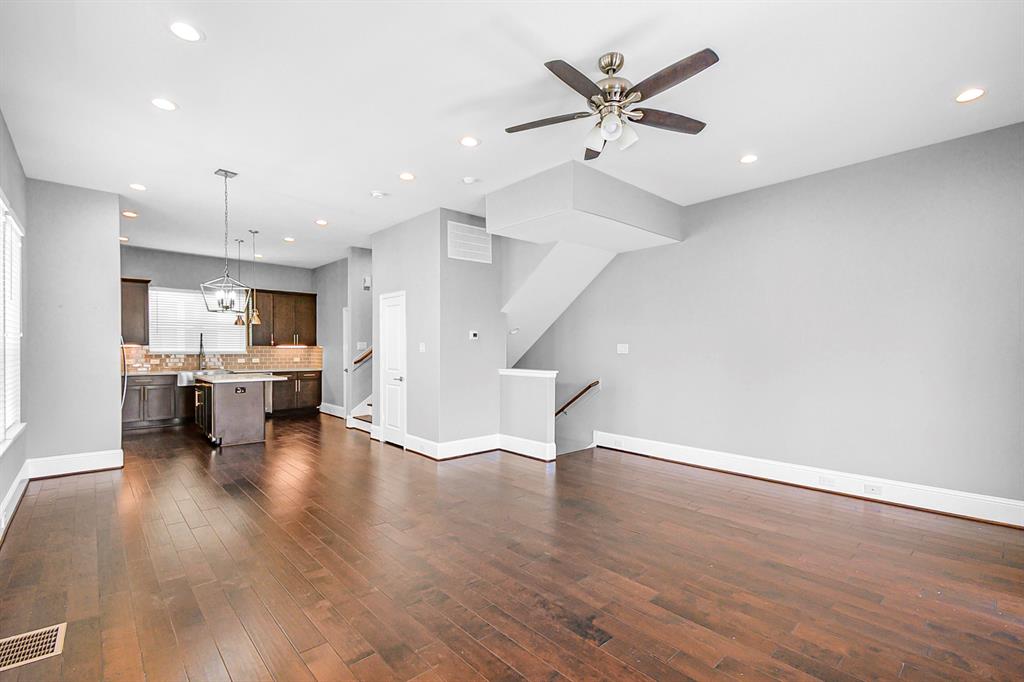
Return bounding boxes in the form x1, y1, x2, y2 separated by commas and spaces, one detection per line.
313, 258, 347, 408
26, 180, 122, 461
520, 123, 1024, 500
372, 210, 441, 441
439, 209, 503, 442
346, 247, 373, 409
121, 245, 315, 292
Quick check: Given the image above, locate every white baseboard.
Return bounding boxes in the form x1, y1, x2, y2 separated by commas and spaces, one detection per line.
347, 416, 372, 432
1, 448, 124, 540
370, 424, 381, 441
319, 403, 346, 419
499, 434, 556, 462
406, 433, 500, 460
593, 431, 1024, 527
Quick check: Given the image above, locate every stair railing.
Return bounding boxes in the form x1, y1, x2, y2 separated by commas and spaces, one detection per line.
555, 380, 600, 417
352, 347, 373, 366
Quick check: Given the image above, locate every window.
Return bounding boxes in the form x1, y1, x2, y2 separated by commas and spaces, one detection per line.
148, 287, 246, 354
0, 200, 23, 436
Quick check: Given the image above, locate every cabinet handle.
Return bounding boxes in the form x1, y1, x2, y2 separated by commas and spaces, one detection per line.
296, 379, 300, 393
271, 332, 274, 345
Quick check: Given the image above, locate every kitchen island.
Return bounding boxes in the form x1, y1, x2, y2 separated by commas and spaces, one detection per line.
195, 373, 286, 446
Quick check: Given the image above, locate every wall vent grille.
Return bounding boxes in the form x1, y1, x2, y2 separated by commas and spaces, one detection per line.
447, 221, 492, 264
0, 623, 66, 672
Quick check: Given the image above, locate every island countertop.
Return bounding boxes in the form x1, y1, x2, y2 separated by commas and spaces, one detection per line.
196, 373, 288, 384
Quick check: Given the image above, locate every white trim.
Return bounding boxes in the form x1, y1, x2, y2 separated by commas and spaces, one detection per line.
498, 368, 558, 378
347, 416, 373, 433
370, 424, 382, 441
592, 431, 1024, 527
27, 449, 123, 479
1, 448, 124, 539
406, 433, 501, 460
498, 434, 556, 461
319, 402, 346, 419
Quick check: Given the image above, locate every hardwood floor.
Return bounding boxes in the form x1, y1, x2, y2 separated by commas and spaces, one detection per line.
1, 414, 1021, 681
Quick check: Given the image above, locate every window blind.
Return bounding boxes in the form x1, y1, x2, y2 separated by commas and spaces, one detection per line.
148, 287, 246, 354
3, 213, 22, 431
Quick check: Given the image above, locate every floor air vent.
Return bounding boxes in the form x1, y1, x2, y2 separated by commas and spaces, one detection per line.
0, 623, 66, 672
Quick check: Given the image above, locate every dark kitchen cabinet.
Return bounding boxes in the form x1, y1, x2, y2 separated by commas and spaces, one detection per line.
269, 371, 321, 413
122, 375, 197, 430
249, 290, 273, 346
250, 290, 316, 346
121, 278, 150, 345
271, 372, 297, 411
296, 371, 321, 409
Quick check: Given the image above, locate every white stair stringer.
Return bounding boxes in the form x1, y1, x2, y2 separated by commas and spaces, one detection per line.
503, 241, 615, 366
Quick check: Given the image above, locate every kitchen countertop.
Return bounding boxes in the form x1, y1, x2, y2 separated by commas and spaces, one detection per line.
125, 367, 322, 376
196, 373, 288, 384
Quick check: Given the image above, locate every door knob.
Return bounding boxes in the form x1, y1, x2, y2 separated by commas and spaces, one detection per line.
395, 376, 404, 382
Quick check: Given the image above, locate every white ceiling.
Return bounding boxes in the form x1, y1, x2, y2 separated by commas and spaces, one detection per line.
1, 1, 1021, 269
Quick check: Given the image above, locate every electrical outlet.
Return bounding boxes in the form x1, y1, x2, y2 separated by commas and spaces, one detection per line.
616, 343, 629, 354
818, 475, 837, 488
613, 439, 623, 448
418, 342, 426, 353
864, 483, 883, 495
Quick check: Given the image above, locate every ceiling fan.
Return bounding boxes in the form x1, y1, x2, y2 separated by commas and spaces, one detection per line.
505, 48, 719, 160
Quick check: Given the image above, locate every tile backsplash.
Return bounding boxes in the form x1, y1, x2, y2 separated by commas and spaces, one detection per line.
122, 345, 323, 374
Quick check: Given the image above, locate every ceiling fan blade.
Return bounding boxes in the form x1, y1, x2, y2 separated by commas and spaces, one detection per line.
505, 112, 593, 134
583, 141, 605, 161
545, 60, 602, 99
633, 109, 706, 134
625, 48, 719, 102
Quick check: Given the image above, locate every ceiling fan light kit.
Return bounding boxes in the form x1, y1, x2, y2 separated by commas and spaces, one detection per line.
506, 48, 718, 160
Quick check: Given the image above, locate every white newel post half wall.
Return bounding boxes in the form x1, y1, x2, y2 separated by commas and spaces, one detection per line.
498, 369, 557, 461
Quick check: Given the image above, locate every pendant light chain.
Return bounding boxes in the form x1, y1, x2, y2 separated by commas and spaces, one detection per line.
222, 173, 230, 277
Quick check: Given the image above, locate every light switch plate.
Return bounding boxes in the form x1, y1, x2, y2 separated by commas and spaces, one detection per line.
356, 341, 367, 350
419, 342, 426, 353
617, 343, 629, 354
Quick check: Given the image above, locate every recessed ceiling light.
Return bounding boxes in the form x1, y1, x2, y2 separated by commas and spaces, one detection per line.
128, 183, 147, 191
459, 136, 480, 148
956, 87, 985, 103
462, 176, 480, 184
739, 154, 758, 164
254, 253, 263, 259
399, 171, 415, 181
370, 190, 388, 199
121, 210, 138, 218
151, 98, 177, 111
169, 22, 204, 42
314, 219, 328, 226
118, 236, 129, 243
283, 237, 295, 243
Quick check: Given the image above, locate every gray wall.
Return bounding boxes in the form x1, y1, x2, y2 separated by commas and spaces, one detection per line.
439, 209, 503, 441
26, 180, 122, 460
346, 247, 373, 409
313, 258, 347, 407
499, 237, 552, 306
371, 210, 441, 441
0, 107, 27, 526
121, 245, 315, 293
520, 123, 1024, 500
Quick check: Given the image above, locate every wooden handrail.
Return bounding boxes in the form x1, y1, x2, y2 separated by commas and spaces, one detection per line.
352, 347, 373, 366
555, 380, 600, 417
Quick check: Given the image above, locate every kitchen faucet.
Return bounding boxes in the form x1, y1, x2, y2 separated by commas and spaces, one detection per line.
198, 332, 206, 371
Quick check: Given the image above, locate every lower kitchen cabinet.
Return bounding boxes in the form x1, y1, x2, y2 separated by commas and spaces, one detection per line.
122, 375, 196, 430
270, 371, 321, 413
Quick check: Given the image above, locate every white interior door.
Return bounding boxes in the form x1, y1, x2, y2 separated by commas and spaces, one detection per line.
379, 291, 407, 446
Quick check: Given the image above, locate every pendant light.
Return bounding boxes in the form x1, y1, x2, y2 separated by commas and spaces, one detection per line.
201, 169, 251, 314
233, 239, 246, 325
248, 229, 262, 325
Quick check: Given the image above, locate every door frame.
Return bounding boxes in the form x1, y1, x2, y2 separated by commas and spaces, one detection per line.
378, 290, 407, 447
342, 305, 351, 416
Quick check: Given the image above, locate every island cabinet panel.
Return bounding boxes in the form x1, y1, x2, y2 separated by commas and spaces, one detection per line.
249, 291, 274, 347
250, 290, 316, 346
296, 371, 321, 409
121, 278, 150, 346
272, 372, 297, 411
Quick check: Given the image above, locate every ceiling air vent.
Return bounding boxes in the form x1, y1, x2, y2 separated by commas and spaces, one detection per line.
0, 623, 66, 672
447, 221, 491, 264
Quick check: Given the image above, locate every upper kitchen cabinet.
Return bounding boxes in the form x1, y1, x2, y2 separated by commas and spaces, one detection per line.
121, 277, 150, 345
250, 290, 316, 346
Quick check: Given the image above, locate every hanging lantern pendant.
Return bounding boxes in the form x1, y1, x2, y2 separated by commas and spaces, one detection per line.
201, 169, 251, 314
